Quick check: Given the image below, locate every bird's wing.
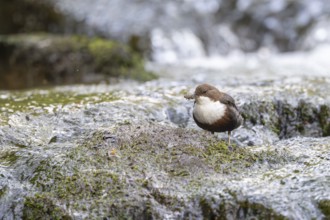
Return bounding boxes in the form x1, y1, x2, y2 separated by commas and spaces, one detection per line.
219, 93, 238, 108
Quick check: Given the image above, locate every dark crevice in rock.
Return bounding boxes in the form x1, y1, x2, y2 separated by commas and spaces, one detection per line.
198, 196, 287, 220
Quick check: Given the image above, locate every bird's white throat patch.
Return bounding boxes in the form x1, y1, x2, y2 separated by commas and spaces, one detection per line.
193, 96, 226, 125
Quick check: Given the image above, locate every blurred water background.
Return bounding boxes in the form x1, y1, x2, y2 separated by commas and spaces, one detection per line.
51, 0, 330, 62
1, 0, 330, 72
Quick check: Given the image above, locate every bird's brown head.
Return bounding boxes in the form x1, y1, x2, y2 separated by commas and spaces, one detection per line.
184, 83, 221, 101
194, 84, 220, 101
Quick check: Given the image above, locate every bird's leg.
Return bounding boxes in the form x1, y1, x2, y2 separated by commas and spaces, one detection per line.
211, 131, 218, 139
228, 131, 231, 146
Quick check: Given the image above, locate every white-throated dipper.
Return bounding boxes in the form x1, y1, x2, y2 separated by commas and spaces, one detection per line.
184, 84, 243, 145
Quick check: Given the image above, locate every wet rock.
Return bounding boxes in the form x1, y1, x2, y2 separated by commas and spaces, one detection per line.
0, 77, 329, 219
12, 122, 330, 219
319, 105, 330, 136
18, 123, 288, 219
166, 106, 190, 127
0, 34, 156, 89
318, 200, 330, 219
23, 194, 72, 220
241, 99, 329, 140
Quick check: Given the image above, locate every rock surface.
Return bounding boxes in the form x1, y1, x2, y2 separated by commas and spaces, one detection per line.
0, 75, 329, 219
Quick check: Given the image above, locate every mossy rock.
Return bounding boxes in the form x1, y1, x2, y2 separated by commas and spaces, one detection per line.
0, 34, 156, 89
0, 150, 19, 166
0, 185, 8, 198
199, 197, 287, 220
241, 98, 330, 139
318, 200, 330, 219
23, 193, 72, 220
319, 105, 330, 136
27, 123, 291, 219
0, 87, 118, 115
237, 200, 287, 220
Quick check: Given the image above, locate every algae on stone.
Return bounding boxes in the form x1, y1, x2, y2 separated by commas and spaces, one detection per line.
0, 88, 118, 126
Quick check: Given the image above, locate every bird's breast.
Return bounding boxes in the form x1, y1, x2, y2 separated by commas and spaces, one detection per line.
193, 96, 226, 125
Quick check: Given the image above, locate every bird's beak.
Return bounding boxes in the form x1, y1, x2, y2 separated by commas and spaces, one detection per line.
184, 93, 195, 100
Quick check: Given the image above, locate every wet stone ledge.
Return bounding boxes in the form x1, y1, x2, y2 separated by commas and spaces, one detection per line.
239, 99, 330, 140
17, 124, 330, 219
0, 79, 329, 219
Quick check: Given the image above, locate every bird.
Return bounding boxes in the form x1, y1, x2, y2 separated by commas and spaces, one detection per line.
184, 84, 243, 145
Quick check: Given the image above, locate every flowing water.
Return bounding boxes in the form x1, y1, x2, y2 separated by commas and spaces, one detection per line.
52, 0, 330, 61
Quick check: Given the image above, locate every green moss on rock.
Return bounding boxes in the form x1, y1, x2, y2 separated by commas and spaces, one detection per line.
198, 196, 287, 220
23, 193, 72, 220
0, 34, 156, 89
0, 89, 118, 115
241, 100, 280, 136
241, 98, 330, 139
26, 123, 292, 219
199, 197, 226, 220
319, 105, 330, 136
318, 200, 330, 218
0, 150, 19, 166
238, 200, 287, 220
0, 185, 8, 198
87, 37, 155, 81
